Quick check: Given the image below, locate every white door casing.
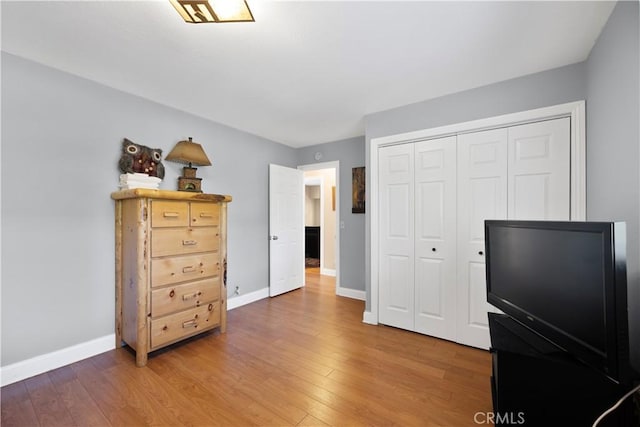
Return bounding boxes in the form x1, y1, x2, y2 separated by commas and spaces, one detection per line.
269, 164, 304, 297
298, 161, 341, 295
414, 137, 457, 339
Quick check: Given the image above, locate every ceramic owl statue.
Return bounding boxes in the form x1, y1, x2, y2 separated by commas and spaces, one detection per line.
118, 138, 165, 179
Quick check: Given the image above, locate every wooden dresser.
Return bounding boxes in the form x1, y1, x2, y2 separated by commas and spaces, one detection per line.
111, 189, 232, 366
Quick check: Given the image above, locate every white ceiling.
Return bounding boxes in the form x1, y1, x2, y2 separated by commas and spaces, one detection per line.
1, 1, 615, 148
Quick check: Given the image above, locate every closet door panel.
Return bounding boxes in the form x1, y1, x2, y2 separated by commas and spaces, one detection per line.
508, 117, 570, 220
457, 129, 508, 349
379, 144, 414, 330
414, 137, 457, 339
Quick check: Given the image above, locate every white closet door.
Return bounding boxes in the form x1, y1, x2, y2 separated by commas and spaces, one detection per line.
457, 128, 508, 349
508, 118, 570, 220
414, 137, 457, 339
379, 144, 415, 330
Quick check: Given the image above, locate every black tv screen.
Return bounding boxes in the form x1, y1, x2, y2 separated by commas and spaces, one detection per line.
485, 220, 631, 384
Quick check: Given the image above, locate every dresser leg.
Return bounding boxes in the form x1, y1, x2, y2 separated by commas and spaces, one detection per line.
135, 351, 148, 367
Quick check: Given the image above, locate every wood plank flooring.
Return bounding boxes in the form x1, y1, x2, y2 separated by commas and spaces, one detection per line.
1, 269, 493, 426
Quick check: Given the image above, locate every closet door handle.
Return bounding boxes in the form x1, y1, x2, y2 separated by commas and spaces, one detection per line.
478, 251, 484, 256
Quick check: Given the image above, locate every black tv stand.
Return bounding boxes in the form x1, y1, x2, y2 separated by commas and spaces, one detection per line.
489, 313, 638, 426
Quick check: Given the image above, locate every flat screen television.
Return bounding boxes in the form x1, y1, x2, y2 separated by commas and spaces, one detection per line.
484, 220, 634, 384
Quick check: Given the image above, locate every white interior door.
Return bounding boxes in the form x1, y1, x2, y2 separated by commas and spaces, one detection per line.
414, 137, 457, 340
508, 117, 570, 220
456, 128, 508, 349
378, 144, 414, 330
269, 164, 304, 297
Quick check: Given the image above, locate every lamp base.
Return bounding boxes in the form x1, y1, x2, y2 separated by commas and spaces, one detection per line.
183, 166, 198, 179
177, 176, 203, 192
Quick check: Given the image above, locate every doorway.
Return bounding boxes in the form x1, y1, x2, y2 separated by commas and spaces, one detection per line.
299, 161, 339, 294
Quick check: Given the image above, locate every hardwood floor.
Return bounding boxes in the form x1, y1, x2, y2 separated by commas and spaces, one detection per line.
1, 270, 493, 426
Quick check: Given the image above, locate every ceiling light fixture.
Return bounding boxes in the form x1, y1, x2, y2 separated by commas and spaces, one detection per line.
169, 0, 254, 23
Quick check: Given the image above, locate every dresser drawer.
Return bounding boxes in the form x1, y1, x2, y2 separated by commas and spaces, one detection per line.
151, 200, 189, 228
191, 203, 220, 227
151, 277, 221, 317
151, 253, 220, 288
150, 302, 221, 349
151, 228, 219, 257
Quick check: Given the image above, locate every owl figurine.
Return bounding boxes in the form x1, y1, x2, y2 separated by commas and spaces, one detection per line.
118, 138, 165, 179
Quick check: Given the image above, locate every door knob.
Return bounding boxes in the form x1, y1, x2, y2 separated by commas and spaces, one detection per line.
270, 235, 279, 240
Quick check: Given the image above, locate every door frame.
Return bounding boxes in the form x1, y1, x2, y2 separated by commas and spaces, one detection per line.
366, 100, 586, 325
298, 161, 340, 293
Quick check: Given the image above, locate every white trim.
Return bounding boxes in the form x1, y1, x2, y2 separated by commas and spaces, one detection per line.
228, 287, 269, 310
0, 334, 115, 387
570, 101, 587, 221
362, 310, 377, 325
298, 161, 340, 294
321, 268, 336, 277
368, 101, 587, 325
336, 286, 365, 301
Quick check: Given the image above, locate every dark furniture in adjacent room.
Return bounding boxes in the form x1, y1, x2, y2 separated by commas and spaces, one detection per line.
305, 226, 320, 260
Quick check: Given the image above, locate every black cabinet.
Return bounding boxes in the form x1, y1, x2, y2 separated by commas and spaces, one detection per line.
489, 313, 637, 426
305, 226, 320, 259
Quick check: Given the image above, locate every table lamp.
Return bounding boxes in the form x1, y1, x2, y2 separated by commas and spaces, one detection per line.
165, 137, 212, 192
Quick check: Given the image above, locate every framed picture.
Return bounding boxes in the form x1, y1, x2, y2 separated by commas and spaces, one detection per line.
352, 167, 365, 214
332, 186, 336, 211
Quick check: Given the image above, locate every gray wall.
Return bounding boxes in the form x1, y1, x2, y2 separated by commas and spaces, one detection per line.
364, 0, 639, 370
1, 52, 297, 366
585, 0, 639, 372
297, 137, 366, 292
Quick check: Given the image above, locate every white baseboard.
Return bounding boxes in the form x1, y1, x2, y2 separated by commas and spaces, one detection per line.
321, 268, 336, 277
336, 286, 365, 301
362, 310, 378, 325
227, 287, 269, 310
0, 334, 115, 387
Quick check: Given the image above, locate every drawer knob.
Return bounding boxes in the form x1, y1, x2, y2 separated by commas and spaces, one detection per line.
169, 289, 175, 298
208, 304, 213, 311
182, 265, 196, 273
182, 240, 197, 246
163, 212, 180, 218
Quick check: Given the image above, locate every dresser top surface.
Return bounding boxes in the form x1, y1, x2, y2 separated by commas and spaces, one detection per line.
111, 189, 232, 203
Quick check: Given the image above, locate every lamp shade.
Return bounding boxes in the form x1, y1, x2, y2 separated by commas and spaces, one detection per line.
169, 0, 254, 23
165, 137, 212, 166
